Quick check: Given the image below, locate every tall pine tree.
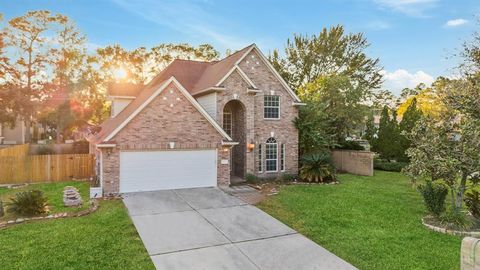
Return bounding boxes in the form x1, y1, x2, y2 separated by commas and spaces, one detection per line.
398, 98, 422, 161
375, 106, 401, 161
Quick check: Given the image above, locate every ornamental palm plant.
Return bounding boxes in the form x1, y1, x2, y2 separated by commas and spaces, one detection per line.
300, 152, 336, 183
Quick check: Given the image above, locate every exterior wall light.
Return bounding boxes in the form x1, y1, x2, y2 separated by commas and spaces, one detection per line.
247, 142, 255, 152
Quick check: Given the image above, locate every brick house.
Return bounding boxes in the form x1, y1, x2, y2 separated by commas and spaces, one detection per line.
89, 44, 304, 195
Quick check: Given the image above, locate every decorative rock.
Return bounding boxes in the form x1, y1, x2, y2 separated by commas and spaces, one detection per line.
7, 220, 14, 224
63, 186, 83, 207
16, 218, 24, 223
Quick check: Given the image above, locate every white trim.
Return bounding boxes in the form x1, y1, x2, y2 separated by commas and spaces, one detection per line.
293, 102, 307, 106
97, 144, 116, 148
247, 89, 262, 94
108, 95, 137, 100
193, 87, 225, 97
236, 44, 301, 102
99, 150, 103, 189
216, 66, 257, 89
281, 143, 286, 172
104, 77, 232, 142
221, 141, 239, 146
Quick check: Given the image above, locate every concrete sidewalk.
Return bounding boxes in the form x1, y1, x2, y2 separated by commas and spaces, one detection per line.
123, 187, 356, 270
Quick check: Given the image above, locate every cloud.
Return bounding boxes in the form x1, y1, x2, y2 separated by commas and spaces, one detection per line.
444, 18, 468, 28
365, 20, 391, 30
373, 0, 438, 17
380, 69, 435, 95
110, 0, 247, 51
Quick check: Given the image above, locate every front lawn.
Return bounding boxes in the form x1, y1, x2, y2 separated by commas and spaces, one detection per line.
0, 200, 154, 269
258, 171, 461, 270
0, 181, 90, 221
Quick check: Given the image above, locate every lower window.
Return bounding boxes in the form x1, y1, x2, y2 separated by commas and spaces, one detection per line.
265, 137, 277, 172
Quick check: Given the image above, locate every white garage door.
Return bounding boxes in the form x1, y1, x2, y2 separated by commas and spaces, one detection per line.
119, 149, 217, 193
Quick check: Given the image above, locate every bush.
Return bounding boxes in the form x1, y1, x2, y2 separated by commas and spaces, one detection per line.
7, 190, 48, 216
37, 146, 55, 155
374, 159, 408, 172
245, 173, 259, 184
336, 141, 365, 151
418, 181, 448, 217
465, 190, 480, 219
300, 152, 336, 182
440, 210, 471, 230
277, 174, 298, 182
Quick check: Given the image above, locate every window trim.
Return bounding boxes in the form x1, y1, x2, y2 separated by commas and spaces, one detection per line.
265, 137, 278, 172
257, 143, 263, 173
280, 143, 286, 172
263, 95, 281, 120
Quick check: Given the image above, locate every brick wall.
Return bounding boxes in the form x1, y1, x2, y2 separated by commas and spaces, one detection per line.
216, 49, 299, 179
101, 81, 229, 195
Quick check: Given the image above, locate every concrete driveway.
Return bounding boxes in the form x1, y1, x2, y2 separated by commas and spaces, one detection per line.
123, 187, 356, 270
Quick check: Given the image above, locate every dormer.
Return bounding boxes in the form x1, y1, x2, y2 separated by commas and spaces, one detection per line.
107, 83, 143, 117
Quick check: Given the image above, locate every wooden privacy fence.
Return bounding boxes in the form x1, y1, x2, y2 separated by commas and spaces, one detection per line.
0, 154, 95, 184
0, 144, 29, 157
332, 150, 374, 176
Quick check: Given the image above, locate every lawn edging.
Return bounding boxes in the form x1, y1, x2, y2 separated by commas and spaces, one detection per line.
422, 217, 480, 237
0, 199, 99, 229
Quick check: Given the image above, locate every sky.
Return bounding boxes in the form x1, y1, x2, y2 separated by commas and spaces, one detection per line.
2, 0, 479, 95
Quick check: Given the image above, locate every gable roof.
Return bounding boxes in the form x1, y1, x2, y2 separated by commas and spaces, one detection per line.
108, 44, 301, 102
107, 82, 144, 97
92, 77, 232, 143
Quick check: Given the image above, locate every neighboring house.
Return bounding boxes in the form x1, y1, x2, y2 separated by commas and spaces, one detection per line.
89, 44, 304, 195
0, 120, 26, 145
0, 120, 47, 145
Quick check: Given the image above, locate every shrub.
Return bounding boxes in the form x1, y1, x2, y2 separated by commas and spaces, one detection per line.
277, 174, 297, 182
300, 152, 336, 182
465, 190, 480, 219
336, 141, 365, 151
440, 210, 471, 230
37, 146, 55, 155
245, 173, 259, 184
7, 190, 48, 216
418, 181, 448, 217
374, 159, 408, 172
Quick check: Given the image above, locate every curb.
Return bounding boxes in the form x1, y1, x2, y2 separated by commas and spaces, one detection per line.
422, 217, 480, 237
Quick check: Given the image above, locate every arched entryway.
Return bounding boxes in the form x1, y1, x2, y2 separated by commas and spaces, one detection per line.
223, 100, 246, 179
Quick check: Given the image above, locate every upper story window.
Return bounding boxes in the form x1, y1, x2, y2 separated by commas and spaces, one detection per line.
264, 95, 280, 119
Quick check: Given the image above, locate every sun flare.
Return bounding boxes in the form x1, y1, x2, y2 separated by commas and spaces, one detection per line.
113, 67, 127, 80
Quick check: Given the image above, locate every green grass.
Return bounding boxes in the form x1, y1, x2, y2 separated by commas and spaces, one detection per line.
0, 181, 90, 221
258, 171, 461, 270
0, 200, 154, 270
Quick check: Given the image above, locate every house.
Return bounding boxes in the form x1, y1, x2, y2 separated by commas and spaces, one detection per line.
89, 44, 304, 195
0, 120, 47, 145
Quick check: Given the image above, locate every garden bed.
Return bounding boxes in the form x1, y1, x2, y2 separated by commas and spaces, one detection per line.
422, 216, 480, 237
0, 181, 90, 222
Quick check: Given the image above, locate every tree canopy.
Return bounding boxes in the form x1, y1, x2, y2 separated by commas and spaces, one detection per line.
270, 25, 383, 90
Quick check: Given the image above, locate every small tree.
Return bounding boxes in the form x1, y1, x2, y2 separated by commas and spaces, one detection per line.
405, 114, 480, 213
297, 75, 369, 143
374, 106, 401, 161
398, 97, 422, 161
